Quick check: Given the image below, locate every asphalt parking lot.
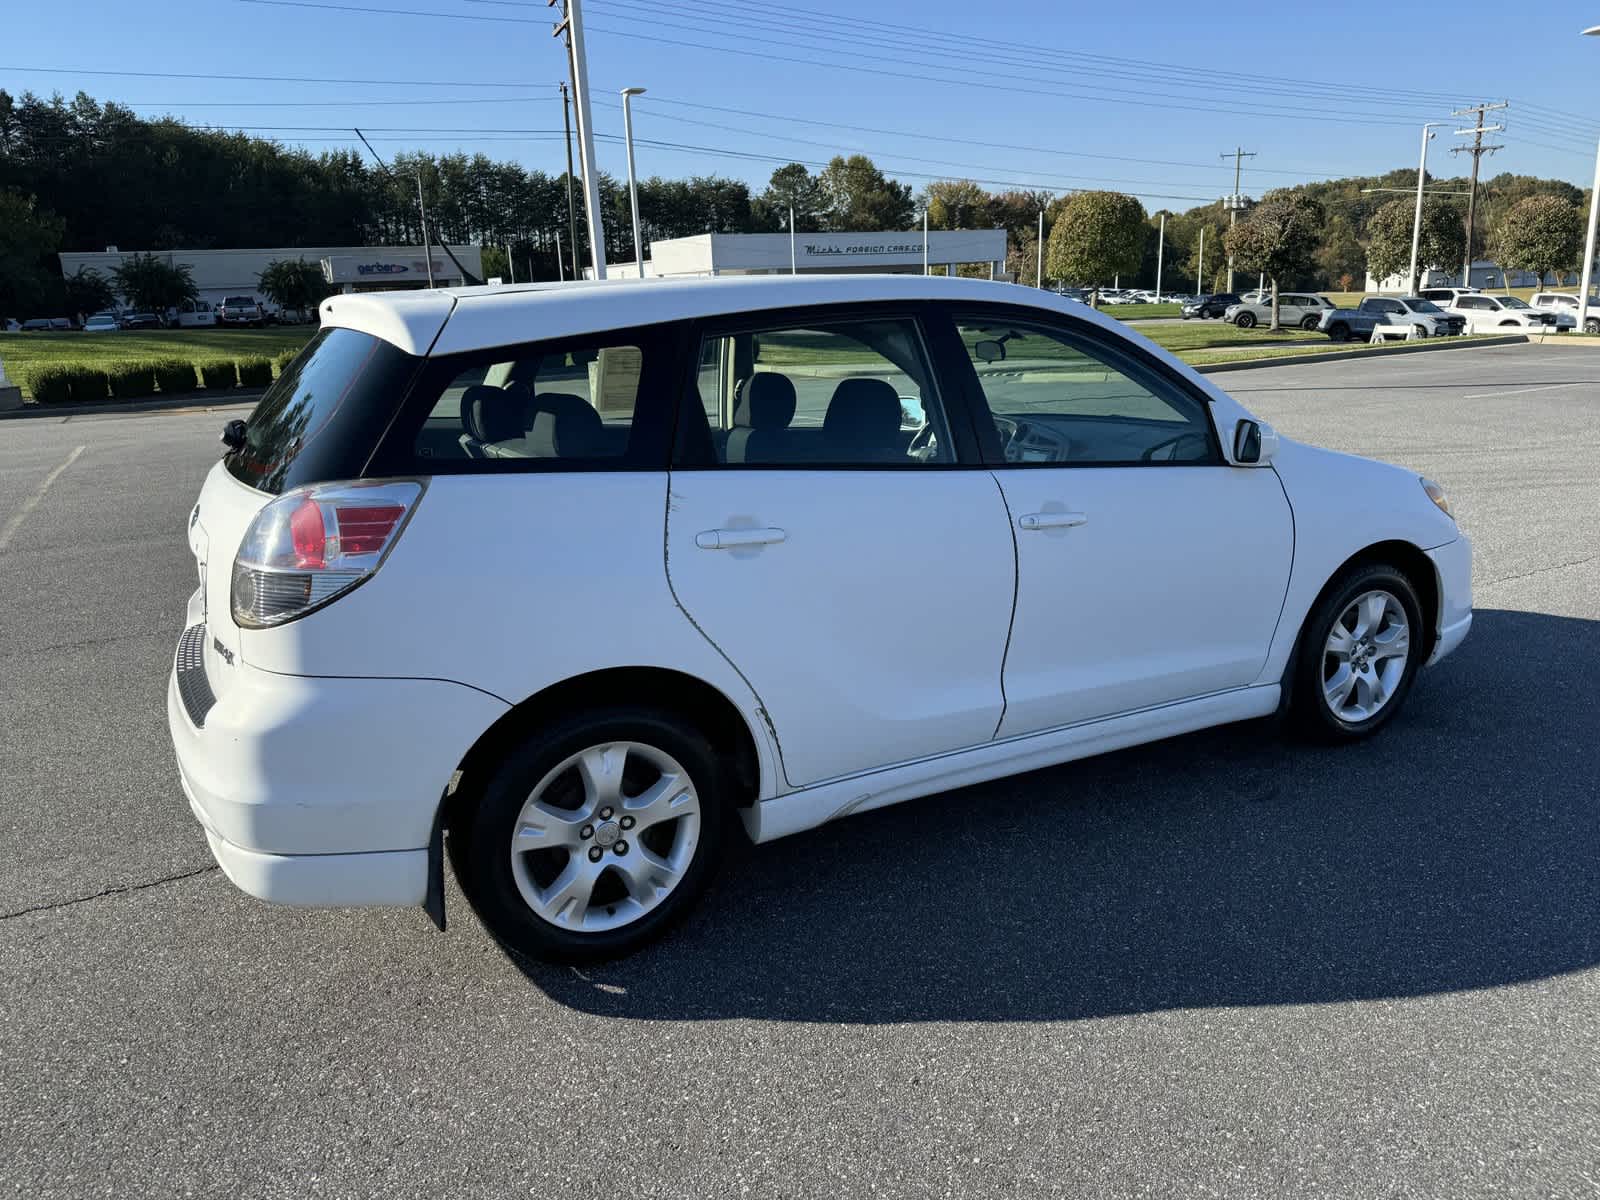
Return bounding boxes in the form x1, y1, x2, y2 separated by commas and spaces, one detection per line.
2, 341, 1598, 1198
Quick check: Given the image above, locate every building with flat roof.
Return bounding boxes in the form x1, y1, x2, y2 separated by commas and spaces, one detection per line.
621, 229, 1009, 279
58, 244, 482, 311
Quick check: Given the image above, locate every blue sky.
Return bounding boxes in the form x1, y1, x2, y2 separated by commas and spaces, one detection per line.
6, 0, 1600, 212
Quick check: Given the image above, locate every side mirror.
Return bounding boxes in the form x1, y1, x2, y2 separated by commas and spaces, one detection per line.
220, 419, 247, 452
973, 338, 1006, 363
1232, 419, 1276, 466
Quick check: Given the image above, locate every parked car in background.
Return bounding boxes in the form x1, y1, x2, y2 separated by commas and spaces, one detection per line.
84, 313, 121, 333
217, 296, 268, 327
1180, 293, 1241, 320
1357, 296, 1465, 337
3, 318, 21, 332
167, 275, 1471, 961
21, 319, 55, 332
1442, 294, 1561, 333
168, 299, 218, 329
120, 312, 163, 331
1528, 292, 1597, 334
1417, 287, 1480, 306
1224, 293, 1337, 330
49, 317, 75, 331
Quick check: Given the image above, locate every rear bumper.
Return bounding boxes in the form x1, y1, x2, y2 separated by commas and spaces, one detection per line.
167, 628, 508, 907
1426, 535, 1473, 666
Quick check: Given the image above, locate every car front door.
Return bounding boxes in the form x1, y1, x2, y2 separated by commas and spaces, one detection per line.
936, 306, 1294, 737
663, 306, 1016, 789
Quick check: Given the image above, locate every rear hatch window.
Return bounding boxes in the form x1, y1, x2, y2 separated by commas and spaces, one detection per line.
225, 327, 418, 494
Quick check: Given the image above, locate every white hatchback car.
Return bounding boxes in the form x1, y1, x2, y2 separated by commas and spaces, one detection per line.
167, 276, 1472, 960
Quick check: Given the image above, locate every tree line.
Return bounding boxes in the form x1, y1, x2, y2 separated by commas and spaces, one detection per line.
0, 88, 1592, 317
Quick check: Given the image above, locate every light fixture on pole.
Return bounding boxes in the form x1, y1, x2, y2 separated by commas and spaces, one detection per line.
1406, 122, 1447, 294
1578, 26, 1600, 334
620, 86, 646, 278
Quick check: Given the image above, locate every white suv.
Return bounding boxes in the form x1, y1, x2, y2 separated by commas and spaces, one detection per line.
167, 276, 1472, 960
1529, 292, 1597, 334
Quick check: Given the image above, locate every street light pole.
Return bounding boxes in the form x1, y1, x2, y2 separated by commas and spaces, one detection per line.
922, 207, 929, 276
621, 87, 646, 278
788, 205, 796, 275
1155, 212, 1166, 304
1407, 122, 1446, 295
1036, 208, 1044, 288
1579, 27, 1600, 333
1196, 226, 1205, 294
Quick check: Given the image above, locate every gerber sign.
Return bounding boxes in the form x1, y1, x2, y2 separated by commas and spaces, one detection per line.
356, 262, 410, 276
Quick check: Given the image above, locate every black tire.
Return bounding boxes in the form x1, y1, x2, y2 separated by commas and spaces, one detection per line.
1329, 322, 1350, 343
451, 706, 728, 962
1291, 563, 1426, 743
1413, 324, 1429, 338
1300, 315, 1320, 330
1585, 317, 1599, 335
1235, 311, 1257, 329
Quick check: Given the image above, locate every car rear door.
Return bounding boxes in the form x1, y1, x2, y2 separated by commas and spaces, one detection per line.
932, 304, 1293, 736
662, 304, 1016, 789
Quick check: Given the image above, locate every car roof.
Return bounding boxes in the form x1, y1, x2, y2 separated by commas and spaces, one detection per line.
317, 274, 1133, 358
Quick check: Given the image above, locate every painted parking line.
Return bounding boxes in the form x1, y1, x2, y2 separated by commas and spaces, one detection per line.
1461, 382, 1588, 400
0, 444, 85, 552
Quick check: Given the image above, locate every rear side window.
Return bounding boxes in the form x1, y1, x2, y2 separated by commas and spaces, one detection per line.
413, 340, 647, 464
225, 327, 417, 494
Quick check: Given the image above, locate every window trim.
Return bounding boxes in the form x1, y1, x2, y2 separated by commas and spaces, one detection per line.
668, 301, 989, 470
926, 303, 1226, 470
368, 319, 683, 475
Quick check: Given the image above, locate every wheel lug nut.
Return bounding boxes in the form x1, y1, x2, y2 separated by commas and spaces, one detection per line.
613, 840, 628, 856
588, 846, 603, 862
619, 816, 635, 830
580, 824, 594, 839
599, 807, 614, 820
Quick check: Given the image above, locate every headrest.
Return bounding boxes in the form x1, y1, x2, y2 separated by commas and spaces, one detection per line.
734, 373, 797, 430
823, 377, 903, 445
461, 384, 529, 444
528, 391, 603, 458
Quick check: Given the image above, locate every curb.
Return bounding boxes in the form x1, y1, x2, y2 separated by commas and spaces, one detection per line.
0, 388, 266, 421
1523, 333, 1600, 348
1191, 334, 1530, 374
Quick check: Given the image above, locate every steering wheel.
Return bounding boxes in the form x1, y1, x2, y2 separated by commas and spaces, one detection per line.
1141, 431, 1211, 463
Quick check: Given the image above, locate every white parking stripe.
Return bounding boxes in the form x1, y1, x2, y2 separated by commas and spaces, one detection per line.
0, 444, 85, 552
1462, 383, 1584, 400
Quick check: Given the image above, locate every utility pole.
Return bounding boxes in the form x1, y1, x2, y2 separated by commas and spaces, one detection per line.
1154, 212, 1165, 303
1450, 102, 1507, 288
1196, 226, 1205, 294
558, 82, 580, 282
552, 0, 606, 279
1036, 208, 1044, 288
414, 171, 435, 287
1220, 146, 1256, 293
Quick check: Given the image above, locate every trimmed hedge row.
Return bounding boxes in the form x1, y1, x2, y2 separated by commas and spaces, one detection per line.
23, 354, 293, 404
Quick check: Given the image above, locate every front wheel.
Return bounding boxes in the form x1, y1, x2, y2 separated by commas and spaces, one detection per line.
452, 707, 727, 961
1413, 324, 1429, 338
1585, 317, 1599, 335
1328, 322, 1350, 342
1292, 565, 1425, 742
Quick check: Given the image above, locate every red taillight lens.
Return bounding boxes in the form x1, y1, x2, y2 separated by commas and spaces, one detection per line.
289, 496, 326, 568
334, 504, 404, 555
232, 481, 423, 628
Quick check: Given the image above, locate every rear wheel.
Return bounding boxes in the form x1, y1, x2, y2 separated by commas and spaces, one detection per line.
452, 707, 727, 961
1300, 315, 1320, 330
1235, 311, 1257, 329
1292, 564, 1425, 742
1585, 317, 1599, 335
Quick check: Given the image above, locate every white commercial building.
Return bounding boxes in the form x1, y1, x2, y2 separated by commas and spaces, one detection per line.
58, 244, 483, 310
1366, 259, 1559, 293
621, 229, 1010, 279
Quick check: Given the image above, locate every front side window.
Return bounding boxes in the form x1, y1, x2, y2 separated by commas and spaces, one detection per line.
413, 340, 646, 464
953, 316, 1217, 465
684, 316, 953, 467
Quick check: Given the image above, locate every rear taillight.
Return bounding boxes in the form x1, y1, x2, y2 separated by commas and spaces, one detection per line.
231, 480, 423, 628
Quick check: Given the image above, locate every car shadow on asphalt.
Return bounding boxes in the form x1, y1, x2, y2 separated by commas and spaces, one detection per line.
513, 609, 1600, 1022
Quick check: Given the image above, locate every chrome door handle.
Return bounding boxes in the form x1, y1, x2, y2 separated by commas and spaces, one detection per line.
1017, 512, 1088, 531
695, 527, 788, 550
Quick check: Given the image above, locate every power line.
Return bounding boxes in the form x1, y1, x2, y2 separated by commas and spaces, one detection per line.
0, 63, 551, 89
1450, 102, 1507, 285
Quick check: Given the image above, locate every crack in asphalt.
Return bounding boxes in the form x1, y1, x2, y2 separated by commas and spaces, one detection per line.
1481, 553, 1600, 590
0, 865, 219, 921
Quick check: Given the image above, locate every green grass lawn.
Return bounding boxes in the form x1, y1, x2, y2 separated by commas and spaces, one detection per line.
1, 328, 314, 397
1102, 302, 1182, 319
1140, 323, 1325, 353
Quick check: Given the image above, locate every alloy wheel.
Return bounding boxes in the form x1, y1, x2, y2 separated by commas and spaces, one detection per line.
508, 741, 701, 933
1322, 590, 1411, 723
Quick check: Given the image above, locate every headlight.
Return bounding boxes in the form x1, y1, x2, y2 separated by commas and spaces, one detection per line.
1420, 477, 1453, 519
